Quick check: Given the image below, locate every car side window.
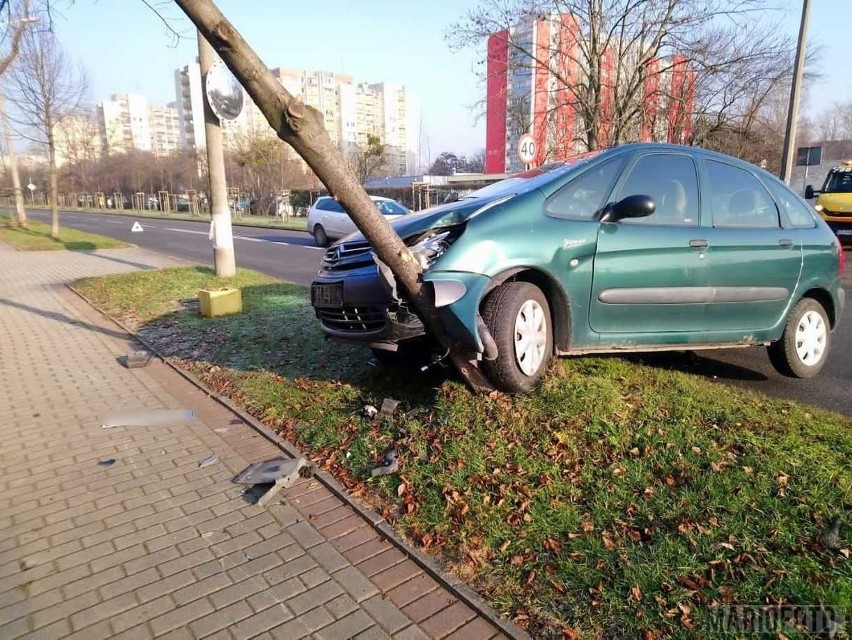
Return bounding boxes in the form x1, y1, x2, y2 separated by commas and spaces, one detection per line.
762, 178, 817, 229
544, 154, 628, 220
705, 160, 779, 228
614, 154, 699, 226
317, 198, 344, 213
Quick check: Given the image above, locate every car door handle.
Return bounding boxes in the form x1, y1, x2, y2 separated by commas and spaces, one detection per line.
689, 239, 709, 250
778, 238, 794, 248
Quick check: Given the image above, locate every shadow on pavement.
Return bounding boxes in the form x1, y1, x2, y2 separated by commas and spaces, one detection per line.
81, 251, 162, 270
0, 297, 135, 342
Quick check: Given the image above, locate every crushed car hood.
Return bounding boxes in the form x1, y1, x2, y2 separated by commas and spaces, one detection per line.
335, 196, 502, 244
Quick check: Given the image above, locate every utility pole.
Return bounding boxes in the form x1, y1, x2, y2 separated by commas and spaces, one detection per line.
0, 93, 27, 227
780, 0, 811, 184
197, 31, 235, 277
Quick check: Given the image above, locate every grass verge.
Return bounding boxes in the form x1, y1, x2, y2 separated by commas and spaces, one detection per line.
74, 266, 851, 638
0, 215, 129, 251
12, 205, 308, 232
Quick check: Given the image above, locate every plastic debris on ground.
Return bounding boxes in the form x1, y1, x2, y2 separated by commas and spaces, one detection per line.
198, 453, 219, 469
363, 405, 378, 419
380, 397, 400, 416
232, 457, 314, 507
370, 448, 399, 477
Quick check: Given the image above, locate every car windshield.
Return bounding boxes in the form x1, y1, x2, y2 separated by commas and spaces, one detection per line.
822, 168, 852, 194
374, 200, 408, 215
461, 150, 603, 201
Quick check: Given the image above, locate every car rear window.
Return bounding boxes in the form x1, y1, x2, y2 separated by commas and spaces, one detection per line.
316, 198, 344, 212
705, 160, 780, 228
375, 200, 408, 215
762, 178, 816, 229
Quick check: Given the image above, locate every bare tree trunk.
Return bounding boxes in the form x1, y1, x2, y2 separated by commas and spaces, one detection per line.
47, 129, 59, 238
173, 0, 494, 392
0, 94, 27, 228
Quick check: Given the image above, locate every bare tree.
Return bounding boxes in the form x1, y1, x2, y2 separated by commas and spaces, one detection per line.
348, 133, 387, 183
173, 0, 494, 391
5, 27, 86, 237
449, 0, 794, 157
0, 0, 32, 227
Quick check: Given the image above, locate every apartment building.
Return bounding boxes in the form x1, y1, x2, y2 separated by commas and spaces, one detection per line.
176, 61, 421, 176
96, 93, 182, 157
485, 13, 695, 173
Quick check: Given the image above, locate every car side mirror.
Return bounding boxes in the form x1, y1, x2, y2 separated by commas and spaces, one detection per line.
804, 185, 818, 199
600, 194, 656, 223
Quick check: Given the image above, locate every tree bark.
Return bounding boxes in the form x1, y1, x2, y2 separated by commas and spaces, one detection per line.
47, 128, 59, 238
172, 0, 494, 392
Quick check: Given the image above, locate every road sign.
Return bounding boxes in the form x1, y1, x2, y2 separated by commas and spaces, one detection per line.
517, 133, 536, 165
26, 183, 35, 191
795, 146, 822, 167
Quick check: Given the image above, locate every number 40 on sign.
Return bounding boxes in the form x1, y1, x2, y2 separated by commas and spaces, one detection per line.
517, 133, 536, 166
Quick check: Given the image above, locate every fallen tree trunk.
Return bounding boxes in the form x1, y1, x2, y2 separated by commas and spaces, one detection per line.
173, 0, 494, 392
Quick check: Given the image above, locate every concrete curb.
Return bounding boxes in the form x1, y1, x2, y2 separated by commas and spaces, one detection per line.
67, 282, 531, 640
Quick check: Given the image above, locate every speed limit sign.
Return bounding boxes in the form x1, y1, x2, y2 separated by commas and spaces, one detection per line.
517, 133, 536, 165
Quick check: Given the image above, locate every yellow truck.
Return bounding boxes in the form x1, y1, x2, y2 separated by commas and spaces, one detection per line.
807, 160, 852, 242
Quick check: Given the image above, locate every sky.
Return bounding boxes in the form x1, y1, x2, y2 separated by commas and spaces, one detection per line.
42, 0, 852, 160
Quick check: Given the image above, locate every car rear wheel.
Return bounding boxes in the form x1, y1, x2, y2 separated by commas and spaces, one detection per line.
767, 297, 830, 378
481, 282, 553, 393
313, 224, 329, 247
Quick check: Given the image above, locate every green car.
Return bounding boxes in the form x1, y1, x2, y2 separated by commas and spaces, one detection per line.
311, 143, 846, 392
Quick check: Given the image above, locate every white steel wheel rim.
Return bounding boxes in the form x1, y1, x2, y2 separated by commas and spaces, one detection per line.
514, 299, 547, 376
795, 309, 826, 366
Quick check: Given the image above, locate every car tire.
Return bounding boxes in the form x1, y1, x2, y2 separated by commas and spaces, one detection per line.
313, 224, 329, 247
481, 282, 553, 393
767, 297, 830, 379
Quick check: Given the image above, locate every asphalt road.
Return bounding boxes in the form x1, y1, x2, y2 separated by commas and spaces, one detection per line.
20, 208, 852, 416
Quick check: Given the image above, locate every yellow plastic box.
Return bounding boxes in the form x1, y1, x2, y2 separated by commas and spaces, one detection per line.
198, 288, 242, 317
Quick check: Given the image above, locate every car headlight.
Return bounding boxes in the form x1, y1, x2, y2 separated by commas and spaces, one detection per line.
408, 229, 456, 270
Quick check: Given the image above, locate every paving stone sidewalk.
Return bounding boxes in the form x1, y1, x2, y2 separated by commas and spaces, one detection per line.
0, 245, 513, 639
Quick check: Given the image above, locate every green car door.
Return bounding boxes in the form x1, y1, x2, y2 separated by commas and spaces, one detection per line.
590, 152, 709, 334
700, 159, 803, 331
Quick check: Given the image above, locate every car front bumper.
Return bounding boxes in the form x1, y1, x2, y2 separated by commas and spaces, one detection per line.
311, 263, 492, 354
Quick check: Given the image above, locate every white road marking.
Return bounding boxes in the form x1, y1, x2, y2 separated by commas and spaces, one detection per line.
163, 227, 208, 235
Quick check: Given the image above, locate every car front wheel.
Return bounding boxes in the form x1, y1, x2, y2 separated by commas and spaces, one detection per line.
313, 224, 329, 247
481, 282, 553, 393
767, 297, 830, 378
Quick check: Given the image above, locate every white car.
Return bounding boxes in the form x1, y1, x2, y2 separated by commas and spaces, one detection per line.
307, 195, 410, 246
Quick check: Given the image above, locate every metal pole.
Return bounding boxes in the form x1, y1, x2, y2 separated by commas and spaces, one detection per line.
0, 93, 27, 227
197, 31, 235, 277
780, 0, 811, 183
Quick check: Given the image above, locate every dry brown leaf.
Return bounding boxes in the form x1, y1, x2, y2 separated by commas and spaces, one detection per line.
629, 585, 642, 603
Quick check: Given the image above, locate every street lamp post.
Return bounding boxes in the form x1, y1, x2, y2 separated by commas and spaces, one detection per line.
780, 0, 811, 184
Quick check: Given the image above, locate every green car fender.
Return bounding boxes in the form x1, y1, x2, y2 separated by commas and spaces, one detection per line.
422, 270, 494, 354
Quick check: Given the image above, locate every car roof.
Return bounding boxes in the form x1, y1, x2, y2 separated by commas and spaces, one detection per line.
315, 195, 398, 203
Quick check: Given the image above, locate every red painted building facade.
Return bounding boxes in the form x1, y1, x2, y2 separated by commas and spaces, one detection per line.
485, 14, 696, 174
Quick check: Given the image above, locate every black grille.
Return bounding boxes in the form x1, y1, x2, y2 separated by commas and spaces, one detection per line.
322, 241, 373, 271
316, 305, 387, 333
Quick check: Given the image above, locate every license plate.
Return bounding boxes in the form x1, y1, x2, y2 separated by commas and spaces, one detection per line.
311, 283, 343, 308
836, 230, 852, 236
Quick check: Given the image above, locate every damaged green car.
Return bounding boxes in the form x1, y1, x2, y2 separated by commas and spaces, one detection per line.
311, 143, 845, 393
